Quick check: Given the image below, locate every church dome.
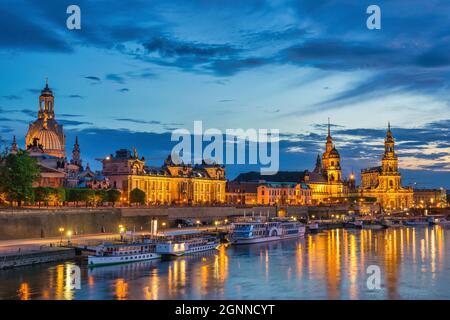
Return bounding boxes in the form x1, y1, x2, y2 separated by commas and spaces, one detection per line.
36, 128, 63, 153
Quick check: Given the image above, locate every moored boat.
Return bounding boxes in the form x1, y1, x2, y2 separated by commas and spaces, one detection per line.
404, 220, 430, 227
307, 222, 320, 233
381, 219, 403, 228
229, 219, 305, 245
433, 218, 450, 227
361, 221, 386, 230
155, 236, 220, 256
343, 221, 363, 229
88, 241, 161, 267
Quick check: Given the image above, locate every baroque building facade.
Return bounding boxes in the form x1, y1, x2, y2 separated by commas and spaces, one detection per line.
359, 123, 413, 210
101, 149, 226, 205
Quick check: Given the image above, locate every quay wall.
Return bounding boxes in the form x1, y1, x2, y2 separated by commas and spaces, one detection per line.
0, 247, 75, 269
0, 203, 407, 240
0, 206, 279, 240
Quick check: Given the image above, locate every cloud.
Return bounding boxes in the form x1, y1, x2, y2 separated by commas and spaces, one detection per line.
57, 113, 83, 118
106, 73, 126, 84
58, 119, 93, 127
27, 89, 41, 94
115, 118, 161, 125
65, 94, 84, 99
0, 6, 72, 52
2, 95, 21, 100
84, 76, 101, 83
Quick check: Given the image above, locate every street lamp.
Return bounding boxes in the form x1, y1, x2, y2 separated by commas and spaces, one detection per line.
58, 227, 64, 246
119, 224, 125, 241
196, 220, 201, 229
67, 230, 73, 245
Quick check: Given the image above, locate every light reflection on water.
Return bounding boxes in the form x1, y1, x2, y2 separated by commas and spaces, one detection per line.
0, 226, 448, 300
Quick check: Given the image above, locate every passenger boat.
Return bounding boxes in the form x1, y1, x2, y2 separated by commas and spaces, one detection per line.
229, 219, 306, 245
88, 241, 161, 267
381, 219, 403, 228
307, 222, 320, 233
433, 218, 450, 227
155, 236, 220, 256
343, 221, 363, 229
404, 220, 430, 227
361, 221, 386, 230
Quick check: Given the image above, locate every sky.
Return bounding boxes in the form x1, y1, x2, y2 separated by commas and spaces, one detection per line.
0, 0, 449, 188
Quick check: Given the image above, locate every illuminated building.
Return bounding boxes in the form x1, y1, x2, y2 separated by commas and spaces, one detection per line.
11, 80, 95, 188
226, 181, 258, 205
257, 182, 311, 205
360, 123, 413, 210
303, 119, 346, 204
101, 150, 226, 205
413, 188, 447, 208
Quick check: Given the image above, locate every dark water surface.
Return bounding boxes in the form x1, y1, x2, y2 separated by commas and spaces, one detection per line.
1, 226, 449, 300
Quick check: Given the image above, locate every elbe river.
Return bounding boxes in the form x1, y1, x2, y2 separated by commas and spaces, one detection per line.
0, 226, 448, 299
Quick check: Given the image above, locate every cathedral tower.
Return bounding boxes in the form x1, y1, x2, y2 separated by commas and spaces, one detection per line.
322, 118, 342, 182
380, 122, 401, 189
25, 80, 66, 158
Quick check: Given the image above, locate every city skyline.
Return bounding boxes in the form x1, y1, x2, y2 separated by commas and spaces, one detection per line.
1, 0, 450, 187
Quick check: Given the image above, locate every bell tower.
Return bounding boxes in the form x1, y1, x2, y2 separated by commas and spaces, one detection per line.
380, 122, 401, 190
38, 78, 55, 120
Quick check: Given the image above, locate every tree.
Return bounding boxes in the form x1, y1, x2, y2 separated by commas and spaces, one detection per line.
106, 189, 121, 206
78, 189, 96, 207
50, 188, 66, 206
94, 189, 107, 206
130, 188, 146, 206
0, 150, 40, 206
33, 187, 51, 207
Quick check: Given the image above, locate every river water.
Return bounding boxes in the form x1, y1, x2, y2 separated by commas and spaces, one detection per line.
0, 226, 449, 300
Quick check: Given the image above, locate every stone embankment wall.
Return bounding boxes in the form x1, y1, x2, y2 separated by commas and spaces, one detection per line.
0, 247, 75, 269
0, 206, 278, 240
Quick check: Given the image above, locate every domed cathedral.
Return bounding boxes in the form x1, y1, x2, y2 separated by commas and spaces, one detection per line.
25, 79, 66, 158
11, 80, 88, 188
304, 119, 346, 204
360, 123, 413, 211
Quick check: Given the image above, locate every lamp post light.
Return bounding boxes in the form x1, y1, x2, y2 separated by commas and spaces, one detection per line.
196, 220, 201, 229
119, 224, 125, 241
58, 227, 64, 246
67, 230, 73, 245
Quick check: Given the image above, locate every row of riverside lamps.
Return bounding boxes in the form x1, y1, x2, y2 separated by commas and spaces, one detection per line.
58, 227, 73, 246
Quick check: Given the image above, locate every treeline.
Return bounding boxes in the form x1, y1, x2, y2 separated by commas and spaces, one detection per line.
0, 150, 123, 207
33, 187, 122, 207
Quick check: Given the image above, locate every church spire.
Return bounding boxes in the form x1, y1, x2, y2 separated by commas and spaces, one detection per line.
71, 136, 82, 167
327, 117, 331, 137
11, 135, 18, 154
313, 153, 322, 173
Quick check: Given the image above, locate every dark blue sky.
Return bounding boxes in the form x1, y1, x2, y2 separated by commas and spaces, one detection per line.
1, 0, 449, 188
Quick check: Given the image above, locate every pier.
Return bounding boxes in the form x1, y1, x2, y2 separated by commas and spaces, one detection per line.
0, 245, 75, 270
